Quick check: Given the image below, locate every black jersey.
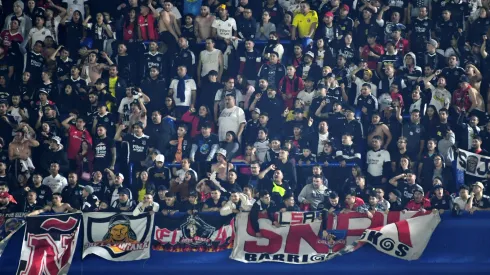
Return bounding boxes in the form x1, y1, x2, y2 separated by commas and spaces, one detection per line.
123, 133, 151, 163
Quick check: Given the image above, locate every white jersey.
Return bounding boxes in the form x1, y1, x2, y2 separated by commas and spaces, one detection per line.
42, 174, 68, 194
211, 17, 237, 39
354, 77, 377, 105
427, 83, 451, 112
200, 49, 221, 77
218, 106, 246, 141
63, 0, 88, 19
366, 149, 391, 177
28, 27, 52, 49
297, 90, 315, 109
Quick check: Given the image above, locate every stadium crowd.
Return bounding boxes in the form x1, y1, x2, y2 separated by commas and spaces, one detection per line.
0, 0, 489, 224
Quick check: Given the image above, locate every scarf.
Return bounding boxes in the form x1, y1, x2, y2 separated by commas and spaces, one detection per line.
176, 75, 191, 102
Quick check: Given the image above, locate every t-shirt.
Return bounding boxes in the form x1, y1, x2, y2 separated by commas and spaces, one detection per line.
292, 11, 318, 37
28, 28, 52, 49
42, 174, 68, 194
169, 78, 197, 107
471, 195, 490, 209
67, 125, 92, 160
93, 137, 115, 169
366, 149, 391, 177
211, 17, 237, 39
118, 95, 140, 124
123, 134, 150, 163
218, 106, 246, 141
193, 134, 219, 161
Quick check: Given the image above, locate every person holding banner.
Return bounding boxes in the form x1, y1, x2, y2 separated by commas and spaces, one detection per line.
220, 190, 251, 216
27, 193, 78, 216
250, 190, 278, 237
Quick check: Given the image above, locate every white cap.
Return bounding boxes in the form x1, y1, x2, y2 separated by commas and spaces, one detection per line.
117, 173, 124, 180
51, 136, 62, 145
155, 154, 165, 163
217, 148, 227, 157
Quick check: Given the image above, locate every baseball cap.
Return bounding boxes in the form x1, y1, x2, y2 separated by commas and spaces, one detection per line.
459, 75, 470, 83
390, 189, 401, 198
433, 185, 444, 192
117, 173, 125, 180
305, 51, 315, 58
412, 185, 424, 194
155, 154, 165, 163
118, 188, 131, 196
208, 70, 219, 76
189, 190, 198, 197
341, 4, 350, 11
427, 39, 438, 48
473, 182, 485, 190
324, 11, 334, 17
252, 108, 261, 115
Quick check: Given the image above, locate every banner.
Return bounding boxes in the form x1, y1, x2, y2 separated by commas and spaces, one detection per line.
83, 212, 154, 261
16, 213, 81, 275
152, 212, 234, 252
358, 213, 440, 260
231, 211, 439, 264
457, 149, 490, 178
0, 212, 25, 257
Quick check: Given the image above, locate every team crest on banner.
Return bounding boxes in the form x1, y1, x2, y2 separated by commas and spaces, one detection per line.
153, 212, 234, 252
0, 213, 25, 257
16, 213, 81, 275
83, 212, 154, 261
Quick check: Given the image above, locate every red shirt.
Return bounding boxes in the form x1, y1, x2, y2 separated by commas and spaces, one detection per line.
0, 30, 24, 53
138, 14, 158, 41
452, 86, 472, 112
123, 23, 136, 42
67, 125, 93, 160
345, 197, 365, 210
394, 38, 410, 55
278, 75, 305, 109
405, 198, 431, 211
361, 44, 385, 70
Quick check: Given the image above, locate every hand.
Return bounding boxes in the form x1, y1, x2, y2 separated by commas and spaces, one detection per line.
361, 107, 368, 114
320, 100, 326, 107
273, 221, 280, 227
255, 232, 262, 238
340, 160, 346, 167
169, 140, 178, 146
280, 208, 286, 212
308, 117, 313, 127
118, 124, 127, 131
232, 209, 240, 214
435, 70, 441, 75
38, 109, 43, 117
269, 164, 276, 170
101, 51, 108, 59
382, 5, 390, 11
483, 35, 488, 41
324, 161, 329, 167
254, 93, 262, 101
283, 107, 289, 116
366, 211, 373, 219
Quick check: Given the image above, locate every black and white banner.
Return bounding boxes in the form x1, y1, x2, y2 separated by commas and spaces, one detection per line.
82, 212, 154, 261
16, 213, 81, 275
457, 149, 490, 178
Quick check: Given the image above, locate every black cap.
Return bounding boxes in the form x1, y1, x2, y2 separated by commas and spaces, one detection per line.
132, 121, 144, 129
165, 192, 176, 198
259, 190, 270, 197
188, 190, 198, 197
459, 75, 470, 83
433, 185, 444, 192
208, 70, 219, 76
118, 188, 131, 196
158, 185, 168, 191
97, 101, 107, 108
328, 191, 339, 199
390, 189, 401, 198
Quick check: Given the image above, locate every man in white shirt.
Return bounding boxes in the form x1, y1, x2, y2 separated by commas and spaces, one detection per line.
169, 65, 197, 113
42, 162, 68, 193
218, 94, 246, 142
453, 185, 470, 211
118, 87, 150, 125
198, 38, 223, 86
366, 135, 391, 188
26, 17, 52, 49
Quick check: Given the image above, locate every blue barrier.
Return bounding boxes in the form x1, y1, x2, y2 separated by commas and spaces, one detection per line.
0, 211, 489, 274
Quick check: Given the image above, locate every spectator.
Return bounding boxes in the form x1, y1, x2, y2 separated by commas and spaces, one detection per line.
466, 181, 490, 213
298, 175, 328, 210
250, 190, 277, 236
81, 186, 99, 212
110, 188, 137, 212
404, 186, 431, 211
133, 194, 160, 216
220, 190, 251, 216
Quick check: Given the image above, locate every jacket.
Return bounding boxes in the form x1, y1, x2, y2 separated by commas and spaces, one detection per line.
220, 193, 252, 216
298, 184, 328, 210
41, 145, 70, 175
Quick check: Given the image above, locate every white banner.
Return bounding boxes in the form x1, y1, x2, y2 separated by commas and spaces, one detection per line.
83, 212, 154, 261
457, 149, 490, 178
358, 213, 440, 260
231, 211, 439, 264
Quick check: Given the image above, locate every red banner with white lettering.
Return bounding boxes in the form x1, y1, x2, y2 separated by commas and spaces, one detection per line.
16, 213, 82, 275
231, 211, 440, 264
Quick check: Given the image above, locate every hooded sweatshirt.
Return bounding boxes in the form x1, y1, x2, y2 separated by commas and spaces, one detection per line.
400, 52, 422, 90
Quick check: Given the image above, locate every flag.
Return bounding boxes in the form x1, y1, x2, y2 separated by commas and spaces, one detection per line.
16, 213, 81, 275
231, 211, 440, 264
152, 212, 234, 252
82, 212, 154, 261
